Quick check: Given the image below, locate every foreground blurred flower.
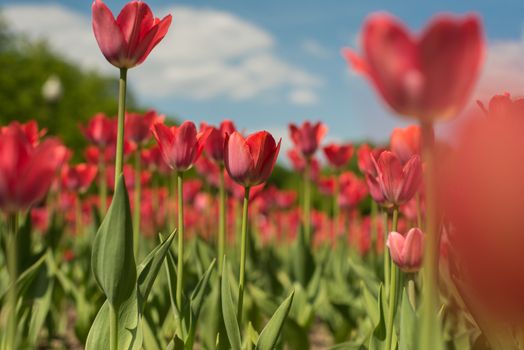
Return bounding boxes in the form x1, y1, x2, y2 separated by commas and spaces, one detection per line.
92, 0, 172, 69
224, 131, 281, 188
343, 13, 483, 121
289, 121, 327, 158
152, 121, 210, 172
61, 163, 98, 194
323, 143, 353, 169
387, 228, 424, 272
477, 92, 524, 119
390, 125, 421, 164
365, 151, 422, 208
1, 121, 47, 147
0, 122, 67, 213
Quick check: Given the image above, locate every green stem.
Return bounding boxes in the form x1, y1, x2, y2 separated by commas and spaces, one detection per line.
370, 200, 378, 266
332, 172, 340, 246
385, 208, 400, 350
99, 152, 107, 215
416, 193, 422, 229
407, 274, 417, 309
133, 148, 141, 259
303, 159, 312, 245
109, 302, 119, 350
176, 172, 184, 309
168, 173, 175, 231
420, 121, 440, 347
6, 213, 19, 350
383, 210, 390, 296
237, 186, 250, 326
218, 166, 226, 274
114, 68, 127, 187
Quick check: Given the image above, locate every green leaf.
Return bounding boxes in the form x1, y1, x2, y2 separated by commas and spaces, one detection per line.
399, 288, 416, 350
190, 258, 216, 318
361, 281, 379, 326
369, 285, 386, 350
221, 257, 242, 350
256, 290, 295, 350
91, 174, 136, 308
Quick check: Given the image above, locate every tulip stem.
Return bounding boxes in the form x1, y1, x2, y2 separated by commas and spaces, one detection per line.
332, 172, 340, 246
114, 68, 127, 187
420, 121, 440, 348
385, 208, 400, 350
6, 213, 19, 350
303, 158, 312, 244
218, 166, 226, 274
237, 186, 251, 326
176, 172, 184, 309
109, 302, 118, 350
370, 200, 378, 266
383, 210, 390, 295
99, 151, 107, 215
133, 148, 141, 259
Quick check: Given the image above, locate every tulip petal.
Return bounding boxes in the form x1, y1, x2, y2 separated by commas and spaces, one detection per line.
376, 151, 404, 203
225, 132, 254, 185
92, 0, 127, 66
116, 1, 154, 53
399, 155, 422, 203
403, 228, 424, 269
386, 231, 405, 266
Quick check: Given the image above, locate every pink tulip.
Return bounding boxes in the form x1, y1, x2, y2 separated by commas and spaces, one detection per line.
390, 125, 421, 164
343, 13, 483, 121
92, 0, 172, 69
0, 122, 67, 213
152, 121, 210, 172
366, 151, 422, 207
357, 144, 385, 176
202, 120, 236, 164
289, 121, 327, 158
323, 143, 354, 169
387, 228, 424, 272
224, 131, 281, 187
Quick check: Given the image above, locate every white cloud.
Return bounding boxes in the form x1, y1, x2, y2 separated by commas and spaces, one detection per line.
301, 39, 331, 59
288, 88, 318, 105
3, 3, 321, 104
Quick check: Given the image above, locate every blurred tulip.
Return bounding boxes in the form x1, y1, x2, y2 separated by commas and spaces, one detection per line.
152, 121, 210, 172
224, 131, 281, 187
387, 228, 424, 272
365, 151, 422, 207
92, 0, 172, 69
390, 125, 421, 164
343, 13, 483, 121
289, 121, 327, 158
323, 143, 354, 168
61, 163, 98, 194
125, 110, 164, 145
317, 176, 335, 196
81, 113, 115, 147
339, 172, 368, 209
202, 120, 236, 164
477, 92, 524, 119
0, 122, 66, 213
357, 144, 385, 175
1, 120, 47, 147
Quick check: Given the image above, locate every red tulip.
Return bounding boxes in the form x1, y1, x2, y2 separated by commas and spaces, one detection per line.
81, 113, 116, 147
0, 122, 66, 213
317, 176, 335, 196
152, 121, 210, 172
92, 0, 172, 69
477, 92, 524, 119
61, 163, 98, 194
323, 143, 354, 169
387, 228, 424, 272
287, 148, 321, 180
339, 172, 368, 209
202, 120, 236, 163
342, 13, 483, 121
289, 121, 327, 158
366, 151, 422, 207
390, 125, 421, 164
357, 144, 385, 176
224, 131, 281, 187
1, 121, 47, 147
125, 110, 164, 145
107, 164, 151, 190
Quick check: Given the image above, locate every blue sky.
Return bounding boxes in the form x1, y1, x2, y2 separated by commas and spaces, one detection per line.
2, 0, 524, 148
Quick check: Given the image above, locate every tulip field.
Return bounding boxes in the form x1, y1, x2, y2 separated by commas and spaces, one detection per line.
2, 0, 523, 349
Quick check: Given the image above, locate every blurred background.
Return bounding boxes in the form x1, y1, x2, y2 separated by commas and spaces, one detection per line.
0, 0, 523, 156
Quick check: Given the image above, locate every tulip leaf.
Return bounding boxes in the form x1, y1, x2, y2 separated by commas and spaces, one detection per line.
256, 289, 295, 350
399, 288, 417, 350
221, 257, 242, 350
91, 174, 136, 309
361, 281, 379, 326
369, 285, 386, 350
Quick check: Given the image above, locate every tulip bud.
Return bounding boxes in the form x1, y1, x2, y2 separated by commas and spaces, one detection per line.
387, 228, 424, 272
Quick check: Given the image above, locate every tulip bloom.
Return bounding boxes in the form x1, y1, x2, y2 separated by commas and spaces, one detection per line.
366, 151, 422, 208
152, 121, 210, 172
92, 0, 172, 69
1, 121, 47, 147
323, 143, 354, 169
224, 131, 281, 188
125, 110, 164, 146
343, 13, 483, 121
387, 228, 424, 272
289, 121, 327, 158
81, 113, 116, 147
477, 92, 524, 119
357, 144, 385, 176
390, 125, 421, 164
202, 120, 236, 164
61, 164, 98, 194
0, 122, 66, 213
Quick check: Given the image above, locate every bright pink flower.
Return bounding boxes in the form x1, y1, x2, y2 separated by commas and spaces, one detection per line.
224, 131, 281, 187
387, 228, 424, 272
125, 110, 164, 145
152, 121, 210, 172
323, 143, 354, 169
390, 125, 421, 164
289, 121, 327, 158
343, 13, 483, 121
61, 163, 98, 194
366, 151, 422, 207
202, 120, 236, 163
0, 123, 67, 213
81, 113, 116, 147
92, 0, 172, 69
